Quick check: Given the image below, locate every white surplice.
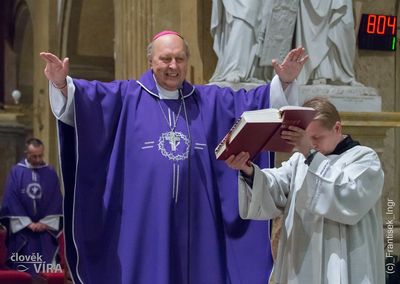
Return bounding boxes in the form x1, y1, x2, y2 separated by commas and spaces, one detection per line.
239, 146, 385, 284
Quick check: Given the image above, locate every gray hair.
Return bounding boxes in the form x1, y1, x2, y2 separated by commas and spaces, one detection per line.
146, 38, 191, 62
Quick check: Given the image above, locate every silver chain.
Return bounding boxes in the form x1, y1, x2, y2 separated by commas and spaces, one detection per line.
157, 98, 183, 132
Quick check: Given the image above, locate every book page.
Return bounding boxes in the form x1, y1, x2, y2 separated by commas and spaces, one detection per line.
242, 108, 281, 123
279, 106, 315, 111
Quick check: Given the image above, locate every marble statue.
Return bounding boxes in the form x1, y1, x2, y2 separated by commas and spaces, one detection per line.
210, 0, 299, 83
296, 0, 361, 86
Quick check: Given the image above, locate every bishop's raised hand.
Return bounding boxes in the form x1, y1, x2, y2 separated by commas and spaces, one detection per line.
39, 52, 69, 88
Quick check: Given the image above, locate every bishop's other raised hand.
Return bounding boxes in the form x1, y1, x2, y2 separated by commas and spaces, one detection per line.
272, 46, 308, 84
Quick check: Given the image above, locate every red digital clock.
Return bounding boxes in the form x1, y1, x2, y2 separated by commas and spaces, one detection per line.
358, 14, 397, 51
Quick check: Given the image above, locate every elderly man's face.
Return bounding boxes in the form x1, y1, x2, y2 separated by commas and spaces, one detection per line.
149, 34, 188, 91
26, 145, 45, 167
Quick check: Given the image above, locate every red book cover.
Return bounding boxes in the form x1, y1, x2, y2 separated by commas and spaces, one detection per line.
215, 106, 316, 160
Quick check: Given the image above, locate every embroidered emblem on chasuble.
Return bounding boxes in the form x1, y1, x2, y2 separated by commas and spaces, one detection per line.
158, 131, 190, 161
26, 182, 43, 200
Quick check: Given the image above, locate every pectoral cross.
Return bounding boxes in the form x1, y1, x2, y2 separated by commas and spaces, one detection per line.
168, 131, 180, 152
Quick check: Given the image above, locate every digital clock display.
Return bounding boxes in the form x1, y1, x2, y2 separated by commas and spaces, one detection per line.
358, 14, 397, 51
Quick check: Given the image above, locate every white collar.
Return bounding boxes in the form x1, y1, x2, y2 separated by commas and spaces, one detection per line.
20, 159, 47, 169
153, 74, 180, 99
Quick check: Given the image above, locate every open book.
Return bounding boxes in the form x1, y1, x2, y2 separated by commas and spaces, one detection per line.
215, 106, 316, 160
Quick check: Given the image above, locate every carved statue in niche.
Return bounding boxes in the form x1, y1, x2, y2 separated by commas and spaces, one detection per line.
296, 0, 362, 86
210, 0, 299, 83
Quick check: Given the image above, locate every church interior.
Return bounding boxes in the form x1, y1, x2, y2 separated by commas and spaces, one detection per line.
0, 0, 399, 283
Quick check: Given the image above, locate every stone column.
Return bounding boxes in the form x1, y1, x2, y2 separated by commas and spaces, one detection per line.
28, 0, 59, 167
114, 0, 153, 80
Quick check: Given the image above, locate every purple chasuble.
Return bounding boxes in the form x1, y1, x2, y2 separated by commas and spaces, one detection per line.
0, 161, 62, 274
58, 70, 274, 284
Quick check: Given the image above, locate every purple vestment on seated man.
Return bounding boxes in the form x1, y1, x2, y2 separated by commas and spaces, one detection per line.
58, 70, 274, 284
0, 161, 62, 274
